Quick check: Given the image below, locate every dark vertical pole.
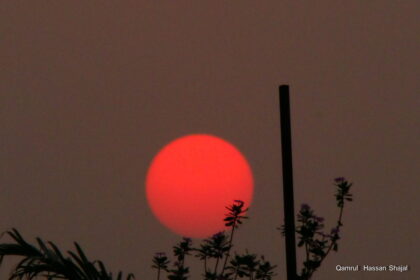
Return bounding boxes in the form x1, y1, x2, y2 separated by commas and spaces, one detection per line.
279, 85, 297, 280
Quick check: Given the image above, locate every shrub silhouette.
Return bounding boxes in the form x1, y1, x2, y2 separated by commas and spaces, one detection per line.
153, 200, 277, 280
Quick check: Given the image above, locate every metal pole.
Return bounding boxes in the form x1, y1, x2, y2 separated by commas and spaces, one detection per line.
279, 85, 297, 280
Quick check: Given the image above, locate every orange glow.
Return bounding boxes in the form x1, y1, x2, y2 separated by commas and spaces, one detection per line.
146, 134, 254, 238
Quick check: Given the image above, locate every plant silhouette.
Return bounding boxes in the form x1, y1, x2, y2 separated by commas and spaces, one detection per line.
1, 178, 353, 279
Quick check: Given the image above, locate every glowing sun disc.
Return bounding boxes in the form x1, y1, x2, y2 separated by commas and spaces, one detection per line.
145, 134, 254, 238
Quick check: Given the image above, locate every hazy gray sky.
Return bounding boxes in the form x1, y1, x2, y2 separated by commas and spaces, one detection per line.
1, 1, 418, 279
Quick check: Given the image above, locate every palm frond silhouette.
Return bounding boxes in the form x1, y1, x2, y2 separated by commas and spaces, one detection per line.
0, 228, 134, 280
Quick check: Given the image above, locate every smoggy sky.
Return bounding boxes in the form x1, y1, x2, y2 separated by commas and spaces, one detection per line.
1, 1, 418, 279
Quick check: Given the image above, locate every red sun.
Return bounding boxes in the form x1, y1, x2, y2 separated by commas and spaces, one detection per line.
146, 134, 254, 238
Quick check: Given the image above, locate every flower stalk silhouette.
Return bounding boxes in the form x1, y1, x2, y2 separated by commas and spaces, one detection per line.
152, 252, 170, 280
280, 177, 353, 279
